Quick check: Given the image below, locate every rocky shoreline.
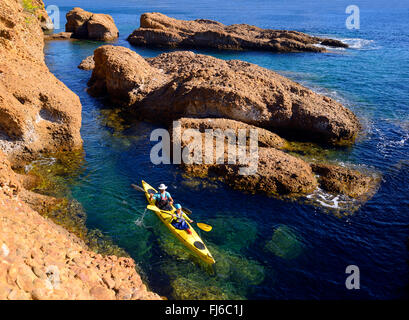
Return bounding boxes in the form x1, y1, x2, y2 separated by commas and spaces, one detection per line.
127, 12, 348, 52
0, 0, 159, 300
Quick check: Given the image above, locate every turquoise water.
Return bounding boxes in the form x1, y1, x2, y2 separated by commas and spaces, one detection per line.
42, 0, 408, 299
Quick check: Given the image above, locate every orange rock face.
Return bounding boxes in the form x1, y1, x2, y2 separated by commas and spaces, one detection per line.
0, 0, 82, 164
127, 12, 348, 52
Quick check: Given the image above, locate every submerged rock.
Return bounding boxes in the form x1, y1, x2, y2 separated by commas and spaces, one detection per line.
127, 12, 348, 53
160, 244, 264, 299
265, 225, 303, 259
88, 46, 360, 144
65, 7, 119, 41
205, 217, 258, 251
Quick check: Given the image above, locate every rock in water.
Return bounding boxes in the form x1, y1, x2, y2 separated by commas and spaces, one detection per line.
44, 32, 73, 41
88, 46, 360, 144
310, 163, 381, 199
127, 12, 348, 53
176, 117, 318, 196
66, 7, 119, 41
78, 55, 95, 70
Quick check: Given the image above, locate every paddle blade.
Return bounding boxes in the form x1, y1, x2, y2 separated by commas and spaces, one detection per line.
147, 205, 160, 212
197, 223, 212, 232
131, 184, 145, 193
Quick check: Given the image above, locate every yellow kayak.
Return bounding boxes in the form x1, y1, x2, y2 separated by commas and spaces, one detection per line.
142, 180, 215, 264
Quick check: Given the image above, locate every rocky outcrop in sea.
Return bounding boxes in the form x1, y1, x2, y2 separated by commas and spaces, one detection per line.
85, 45, 377, 200
127, 12, 348, 52
88, 46, 360, 144
66, 7, 119, 41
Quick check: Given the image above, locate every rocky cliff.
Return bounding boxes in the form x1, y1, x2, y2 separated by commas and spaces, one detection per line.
0, 0, 159, 300
127, 12, 348, 52
0, 0, 82, 164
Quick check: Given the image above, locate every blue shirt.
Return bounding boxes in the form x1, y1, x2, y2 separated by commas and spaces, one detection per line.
153, 191, 171, 202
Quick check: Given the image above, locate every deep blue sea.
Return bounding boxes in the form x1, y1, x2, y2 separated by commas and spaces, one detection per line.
42, 0, 409, 299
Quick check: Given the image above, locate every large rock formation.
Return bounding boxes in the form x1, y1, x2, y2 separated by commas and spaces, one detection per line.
65, 7, 119, 41
175, 118, 318, 195
175, 118, 378, 200
88, 46, 360, 144
127, 12, 347, 53
0, 0, 82, 164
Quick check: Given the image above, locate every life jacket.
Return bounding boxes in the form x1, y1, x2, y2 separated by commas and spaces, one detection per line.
156, 191, 170, 209
174, 210, 184, 223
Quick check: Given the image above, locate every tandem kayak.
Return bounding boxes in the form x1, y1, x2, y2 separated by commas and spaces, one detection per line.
141, 180, 215, 264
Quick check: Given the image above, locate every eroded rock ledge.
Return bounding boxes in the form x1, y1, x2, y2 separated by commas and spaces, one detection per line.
87, 46, 360, 144
127, 12, 348, 53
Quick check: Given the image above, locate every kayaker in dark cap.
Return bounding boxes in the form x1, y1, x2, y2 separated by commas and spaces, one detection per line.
150, 183, 174, 210
171, 204, 193, 234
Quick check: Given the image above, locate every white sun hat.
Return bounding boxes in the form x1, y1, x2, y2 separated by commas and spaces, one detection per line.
158, 183, 168, 190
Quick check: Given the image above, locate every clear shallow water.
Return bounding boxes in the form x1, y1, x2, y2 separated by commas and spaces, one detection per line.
42, 0, 408, 299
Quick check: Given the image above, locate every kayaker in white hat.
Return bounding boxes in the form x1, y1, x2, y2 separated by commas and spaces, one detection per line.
150, 183, 174, 210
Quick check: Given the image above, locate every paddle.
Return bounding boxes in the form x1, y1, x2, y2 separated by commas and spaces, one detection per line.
146, 205, 212, 232
131, 183, 192, 215
131, 184, 144, 193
